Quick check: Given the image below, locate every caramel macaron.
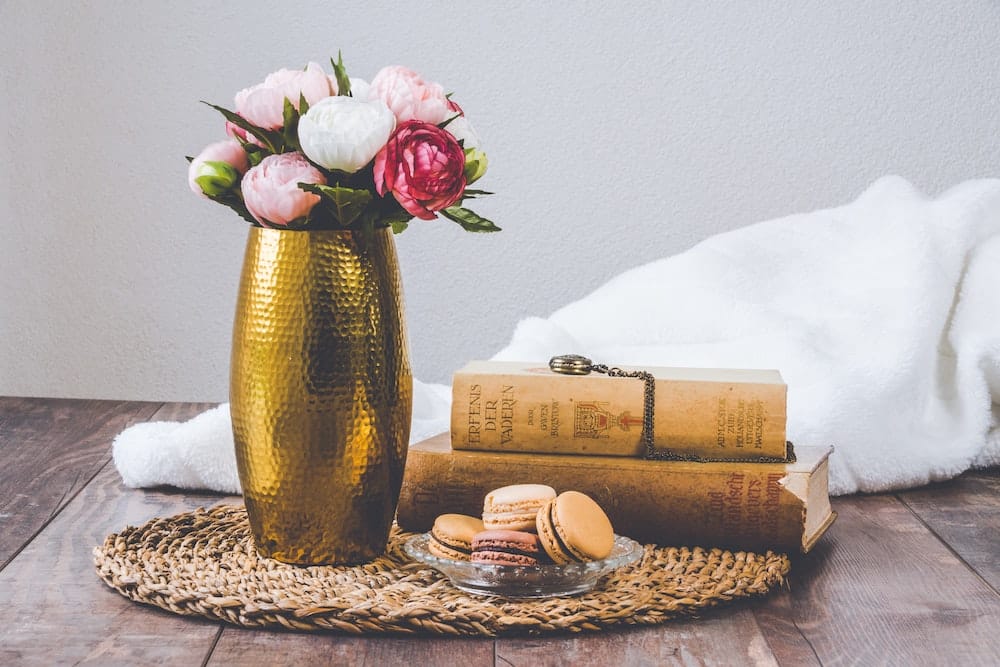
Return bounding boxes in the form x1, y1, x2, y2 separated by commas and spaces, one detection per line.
535, 491, 615, 564
428, 513, 485, 561
482, 484, 556, 531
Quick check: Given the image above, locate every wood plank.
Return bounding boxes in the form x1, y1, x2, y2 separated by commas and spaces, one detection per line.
496, 609, 780, 667
207, 631, 495, 666
748, 597, 822, 666
0, 401, 233, 666
0, 397, 163, 568
897, 469, 1000, 592
753, 494, 1000, 666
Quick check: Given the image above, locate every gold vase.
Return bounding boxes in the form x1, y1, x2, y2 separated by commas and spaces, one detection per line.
230, 226, 412, 565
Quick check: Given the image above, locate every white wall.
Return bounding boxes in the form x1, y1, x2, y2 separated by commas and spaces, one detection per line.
2, 1, 999, 401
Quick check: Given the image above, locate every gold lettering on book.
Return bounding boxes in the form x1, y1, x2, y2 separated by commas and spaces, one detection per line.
484, 400, 497, 431
412, 480, 481, 514
715, 396, 767, 450
716, 398, 727, 448
762, 472, 783, 538
467, 384, 481, 445
752, 400, 765, 449
736, 400, 747, 447
500, 385, 515, 445
722, 472, 745, 534
745, 476, 763, 534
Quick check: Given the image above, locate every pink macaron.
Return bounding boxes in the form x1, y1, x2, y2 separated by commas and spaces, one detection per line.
470, 529, 549, 567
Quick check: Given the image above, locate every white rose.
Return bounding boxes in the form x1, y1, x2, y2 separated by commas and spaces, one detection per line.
325, 76, 370, 100
298, 96, 395, 173
348, 77, 370, 101
446, 113, 482, 151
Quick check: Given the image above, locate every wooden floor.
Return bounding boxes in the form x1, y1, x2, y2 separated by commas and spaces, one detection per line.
1, 397, 998, 666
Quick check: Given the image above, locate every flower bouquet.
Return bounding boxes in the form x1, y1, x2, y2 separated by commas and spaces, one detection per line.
192, 54, 499, 565
187, 54, 498, 234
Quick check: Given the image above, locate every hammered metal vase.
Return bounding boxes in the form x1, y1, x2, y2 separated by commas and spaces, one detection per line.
230, 226, 412, 565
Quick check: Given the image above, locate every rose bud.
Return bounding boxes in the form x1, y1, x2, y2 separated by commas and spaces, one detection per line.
463, 147, 489, 185
188, 140, 249, 197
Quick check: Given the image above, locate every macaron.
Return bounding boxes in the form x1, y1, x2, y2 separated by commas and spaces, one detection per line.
471, 529, 548, 567
482, 483, 556, 531
535, 490, 615, 564
428, 513, 485, 561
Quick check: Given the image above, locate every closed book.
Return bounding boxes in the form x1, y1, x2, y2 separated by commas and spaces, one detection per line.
451, 360, 788, 461
397, 433, 835, 553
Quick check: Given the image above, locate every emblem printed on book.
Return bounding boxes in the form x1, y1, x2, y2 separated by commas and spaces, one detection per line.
574, 402, 643, 439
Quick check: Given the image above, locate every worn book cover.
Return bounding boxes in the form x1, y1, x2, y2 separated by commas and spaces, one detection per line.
397, 433, 834, 553
451, 360, 788, 461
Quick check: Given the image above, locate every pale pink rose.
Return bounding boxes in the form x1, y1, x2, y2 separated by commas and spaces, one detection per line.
188, 140, 250, 197
234, 62, 335, 130
374, 120, 466, 220
368, 66, 450, 124
241, 152, 325, 226
226, 118, 267, 147
225, 120, 248, 142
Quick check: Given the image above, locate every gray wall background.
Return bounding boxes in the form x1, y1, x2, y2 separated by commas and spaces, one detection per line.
2, 1, 999, 401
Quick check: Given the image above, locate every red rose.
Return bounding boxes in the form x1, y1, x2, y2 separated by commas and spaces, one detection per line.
374, 120, 466, 220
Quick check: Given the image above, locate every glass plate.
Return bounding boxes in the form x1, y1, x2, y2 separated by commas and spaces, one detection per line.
403, 533, 644, 598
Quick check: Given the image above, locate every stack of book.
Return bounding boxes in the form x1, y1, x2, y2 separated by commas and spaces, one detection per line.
396, 360, 835, 553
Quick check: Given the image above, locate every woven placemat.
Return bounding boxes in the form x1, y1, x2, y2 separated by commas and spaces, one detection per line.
94, 504, 791, 636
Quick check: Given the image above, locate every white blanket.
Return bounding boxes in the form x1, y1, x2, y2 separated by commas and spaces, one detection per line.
114, 176, 1000, 495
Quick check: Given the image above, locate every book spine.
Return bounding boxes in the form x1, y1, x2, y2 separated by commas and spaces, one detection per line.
397, 447, 808, 552
451, 368, 787, 460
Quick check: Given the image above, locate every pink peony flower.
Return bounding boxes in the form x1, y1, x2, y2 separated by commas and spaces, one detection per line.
234, 62, 335, 130
241, 152, 325, 225
188, 140, 250, 197
374, 120, 466, 220
368, 66, 450, 125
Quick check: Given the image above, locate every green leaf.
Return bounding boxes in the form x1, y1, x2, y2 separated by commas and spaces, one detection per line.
244, 143, 267, 167
460, 189, 494, 198
376, 208, 414, 233
440, 206, 502, 233
201, 101, 282, 153
299, 183, 372, 227
298, 92, 310, 116
438, 113, 461, 130
281, 216, 311, 231
281, 97, 301, 151
331, 51, 352, 97
282, 97, 298, 129
207, 191, 259, 226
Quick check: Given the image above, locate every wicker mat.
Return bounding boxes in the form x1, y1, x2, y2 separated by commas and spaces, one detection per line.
93, 504, 791, 636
